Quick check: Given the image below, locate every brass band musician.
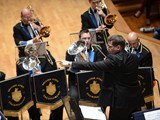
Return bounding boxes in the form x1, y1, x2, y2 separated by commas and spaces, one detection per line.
81, 0, 115, 55
66, 29, 104, 105
13, 8, 63, 120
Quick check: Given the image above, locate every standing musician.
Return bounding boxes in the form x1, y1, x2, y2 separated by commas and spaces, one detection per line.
66, 29, 104, 104
81, 0, 115, 55
13, 8, 63, 120
126, 32, 154, 110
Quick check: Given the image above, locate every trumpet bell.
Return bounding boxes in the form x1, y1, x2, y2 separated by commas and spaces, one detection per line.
68, 40, 86, 55
22, 56, 40, 71
104, 14, 117, 26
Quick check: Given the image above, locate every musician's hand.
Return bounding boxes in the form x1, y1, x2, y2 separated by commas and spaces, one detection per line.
33, 37, 41, 43
96, 25, 107, 33
56, 60, 72, 67
96, 7, 106, 17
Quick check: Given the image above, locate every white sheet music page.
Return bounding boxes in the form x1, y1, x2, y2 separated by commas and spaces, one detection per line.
79, 105, 106, 120
144, 109, 160, 120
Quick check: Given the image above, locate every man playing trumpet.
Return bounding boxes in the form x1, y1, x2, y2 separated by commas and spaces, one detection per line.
81, 0, 115, 56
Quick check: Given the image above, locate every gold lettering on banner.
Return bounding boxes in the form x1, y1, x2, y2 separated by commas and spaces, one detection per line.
43, 91, 61, 100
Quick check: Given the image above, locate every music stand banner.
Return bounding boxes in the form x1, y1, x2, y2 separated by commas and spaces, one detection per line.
138, 67, 154, 103
0, 73, 33, 117
32, 69, 67, 110
76, 71, 103, 103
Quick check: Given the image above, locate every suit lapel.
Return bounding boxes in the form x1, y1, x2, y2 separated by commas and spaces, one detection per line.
88, 8, 98, 28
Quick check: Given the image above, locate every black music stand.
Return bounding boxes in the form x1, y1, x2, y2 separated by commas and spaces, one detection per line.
133, 108, 160, 120
62, 95, 107, 120
76, 71, 103, 104
138, 67, 155, 107
0, 73, 33, 118
32, 69, 67, 110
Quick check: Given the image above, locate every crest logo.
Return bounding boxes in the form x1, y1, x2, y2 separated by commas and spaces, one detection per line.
90, 81, 100, 94
12, 88, 22, 102
46, 82, 56, 96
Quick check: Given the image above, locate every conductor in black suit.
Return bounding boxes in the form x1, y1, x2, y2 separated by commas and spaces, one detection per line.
13, 8, 63, 120
58, 35, 144, 120
81, 0, 114, 55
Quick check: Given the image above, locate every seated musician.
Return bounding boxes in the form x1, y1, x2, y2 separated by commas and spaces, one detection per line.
66, 29, 105, 104
13, 8, 63, 120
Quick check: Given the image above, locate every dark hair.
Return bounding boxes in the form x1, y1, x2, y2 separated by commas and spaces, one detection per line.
79, 29, 90, 39
107, 35, 125, 49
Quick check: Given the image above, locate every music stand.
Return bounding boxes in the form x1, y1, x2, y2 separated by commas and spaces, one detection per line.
133, 108, 160, 120
15, 41, 48, 60
32, 69, 67, 110
76, 71, 103, 104
0, 73, 33, 118
62, 95, 107, 120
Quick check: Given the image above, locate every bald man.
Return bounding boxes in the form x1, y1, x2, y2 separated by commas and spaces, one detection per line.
126, 32, 152, 67
13, 8, 63, 120
126, 32, 154, 110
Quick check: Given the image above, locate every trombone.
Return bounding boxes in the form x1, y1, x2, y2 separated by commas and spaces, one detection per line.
27, 5, 53, 65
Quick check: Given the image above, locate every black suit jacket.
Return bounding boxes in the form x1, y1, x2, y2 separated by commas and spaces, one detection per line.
66, 45, 104, 87
137, 43, 153, 67
13, 21, 39, 57
81, 7, 113, 42
71, 50, 144, 108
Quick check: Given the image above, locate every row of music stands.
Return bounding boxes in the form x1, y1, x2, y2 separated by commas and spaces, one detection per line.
0, 66, 159, 119
0, 69, 67, 118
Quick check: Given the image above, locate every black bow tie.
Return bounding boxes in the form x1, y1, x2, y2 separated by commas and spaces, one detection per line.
94, 9, 97, 13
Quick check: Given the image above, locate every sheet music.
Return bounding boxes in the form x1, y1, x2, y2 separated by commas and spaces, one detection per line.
144, 109, 160, 120
79, 105, 106, 120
